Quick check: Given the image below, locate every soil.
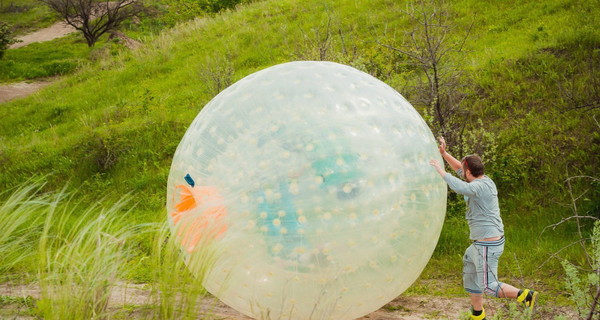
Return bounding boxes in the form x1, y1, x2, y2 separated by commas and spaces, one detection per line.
0, 282, 577, 319
0, 81, 54, 103
9, 22, 76, 49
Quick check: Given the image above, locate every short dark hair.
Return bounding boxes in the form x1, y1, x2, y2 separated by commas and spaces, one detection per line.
462, 154, 484, 177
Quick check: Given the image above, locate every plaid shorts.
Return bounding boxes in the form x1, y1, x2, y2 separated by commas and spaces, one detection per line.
463, 237, 505, 297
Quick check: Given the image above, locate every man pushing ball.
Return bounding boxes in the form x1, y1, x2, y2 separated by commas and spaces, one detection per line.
430, 137, 538, 320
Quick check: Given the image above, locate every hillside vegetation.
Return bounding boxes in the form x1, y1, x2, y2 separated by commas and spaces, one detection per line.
0, 0, 599, 308
0, 0, 57, 34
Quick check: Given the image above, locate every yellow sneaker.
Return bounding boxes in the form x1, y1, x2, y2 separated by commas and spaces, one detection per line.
517, 289, 538, 311
470, 307, 486, 320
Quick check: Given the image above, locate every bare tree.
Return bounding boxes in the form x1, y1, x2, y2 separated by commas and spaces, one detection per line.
542, 173, 600, 319
539, 116, 600, 319
198, 54, 235, 96
39, 0, 140, 47
378, 0, 473, 148
294, 11, 359, 64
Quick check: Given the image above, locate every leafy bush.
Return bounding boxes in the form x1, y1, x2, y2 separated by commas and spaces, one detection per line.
562, 220, 600, 319
40, 60, 78, 75
0, 22, 20, 59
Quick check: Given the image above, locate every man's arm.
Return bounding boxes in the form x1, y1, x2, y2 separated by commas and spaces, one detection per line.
438, 137, 462, 172
429, 159, 477, 197
442, 172, 478, 197
429, 159, 446, 177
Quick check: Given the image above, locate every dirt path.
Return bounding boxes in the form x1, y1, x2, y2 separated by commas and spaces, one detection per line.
2, 8, 142, 104
9, 22, 76, 49
0, 81, 54, 103
0, 282, 577, 319
9, 1, 128, 50
1, 22, 75, 104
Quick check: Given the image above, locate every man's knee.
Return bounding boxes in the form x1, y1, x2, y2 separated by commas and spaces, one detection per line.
485, 281, 503, 297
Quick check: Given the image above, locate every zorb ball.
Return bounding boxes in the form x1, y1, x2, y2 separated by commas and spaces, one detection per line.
167, 61, 447, 320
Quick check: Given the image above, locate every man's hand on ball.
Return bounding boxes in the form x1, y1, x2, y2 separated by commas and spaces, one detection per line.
438, 137, 447, 155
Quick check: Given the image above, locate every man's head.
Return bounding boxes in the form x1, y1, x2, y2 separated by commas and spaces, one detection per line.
462, 154, 484, 181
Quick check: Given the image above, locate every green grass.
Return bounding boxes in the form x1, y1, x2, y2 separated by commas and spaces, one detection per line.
1, 0, 596, 200
0, 181, 50, 280
148, 221, 216, 319
36, 195, 138, 319
0, 33, 93, 83
0, 0, 57, 35
0, 183, 218, 319
0, 1, 170, 83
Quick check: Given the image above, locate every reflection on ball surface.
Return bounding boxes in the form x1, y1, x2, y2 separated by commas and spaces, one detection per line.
167, 61, 447, 320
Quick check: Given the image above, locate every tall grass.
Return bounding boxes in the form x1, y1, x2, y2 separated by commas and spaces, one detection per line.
149, 220, 218, 319
0, 183, 221, 319
0, 182, 49, 280
36, 195, 139, 319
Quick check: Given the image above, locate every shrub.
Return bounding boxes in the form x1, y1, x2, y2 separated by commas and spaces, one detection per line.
0, 22, 21, 59
562, 220, 600, 319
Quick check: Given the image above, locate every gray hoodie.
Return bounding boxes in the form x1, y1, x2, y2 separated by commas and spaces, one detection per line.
443, 168, 505, 240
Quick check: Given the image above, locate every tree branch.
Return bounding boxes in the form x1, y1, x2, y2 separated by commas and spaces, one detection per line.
587, 286, 600, 320
542, 215, 599, 235
376, 41, 424, 64
537, 238, 590, 271
39, 0, 139, 47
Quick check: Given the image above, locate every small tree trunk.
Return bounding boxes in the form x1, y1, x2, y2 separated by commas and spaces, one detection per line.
587, 276, 600, 319
83, 31, 96, 47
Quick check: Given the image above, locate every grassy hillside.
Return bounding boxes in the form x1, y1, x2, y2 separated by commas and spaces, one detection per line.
0, 0, 57, 34
1, 0, 599, 309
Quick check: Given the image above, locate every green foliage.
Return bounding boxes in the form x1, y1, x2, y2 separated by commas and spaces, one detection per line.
0, 295, 35, 308
562, 220, 600, 318
198, 53, 235, 95
0, 22, 20, 59
0, 0, 57, 34
148, 221, 215, 319
36, 196, 138, 319
158, 0, 251, 26
0, 182, 49, 278
489, 302, 535, 320
562, 260, 594, 318
200, 0, 243, 13
457, 119, 499, 165
0, 184, 218, 319
0, 294, 36, 318
0, 34, 90, 82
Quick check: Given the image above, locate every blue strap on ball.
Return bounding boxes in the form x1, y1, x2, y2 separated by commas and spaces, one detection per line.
184, 174, 195, 187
